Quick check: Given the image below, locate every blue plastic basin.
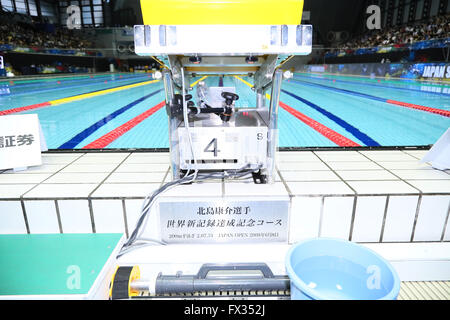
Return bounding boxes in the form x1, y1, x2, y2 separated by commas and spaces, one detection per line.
285, 238, 400, 300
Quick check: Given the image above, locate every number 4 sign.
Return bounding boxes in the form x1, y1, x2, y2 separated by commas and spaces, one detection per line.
0, 114, 47, 171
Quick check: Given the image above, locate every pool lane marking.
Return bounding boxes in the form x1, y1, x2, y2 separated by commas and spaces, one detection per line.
6, 74, 151, 97
0, 79, 160, 116
235, 76, 254, 89
82, 76, 209, 149
279, 101, 361, 147
58, 88, 163, 149
190, 76, 208, 88
82, 100, 166, 149
3, 73, 146, 89
281, 90, 380, 146
233, 76, 362, 147
0, 74, 110, 86
51, 80, 160, 105
289, 79, 450, 118
294, 74, 450, 97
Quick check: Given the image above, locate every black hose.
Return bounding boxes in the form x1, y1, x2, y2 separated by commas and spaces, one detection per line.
189, 106, 226, 114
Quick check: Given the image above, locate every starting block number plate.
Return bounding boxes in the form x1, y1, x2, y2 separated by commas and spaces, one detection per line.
159, 199, 289, 244
179, 129, 241, 161
178, 127, 267, 168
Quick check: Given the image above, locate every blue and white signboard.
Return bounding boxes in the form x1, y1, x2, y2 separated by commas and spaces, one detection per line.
0, 56, 9, 93
0, 55, 6, 79
0, 114, 46, 170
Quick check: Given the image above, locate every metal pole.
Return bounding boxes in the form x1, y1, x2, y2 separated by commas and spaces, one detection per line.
256, 88, 264, 109
24, 0, 30, 16
162, 70, 180, 180
36, 0, 42, 21
55, 0, 61, 27
267, 69, 283, 184
90, 0, 95, 27
78, 0, 84, 28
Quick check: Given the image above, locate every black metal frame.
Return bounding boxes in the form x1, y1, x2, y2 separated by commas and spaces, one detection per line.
43, 145, 432, 154
380, 0, 449, 29
408, 0, 418, 23
422, 0, 432, 20
397, 0, 406, 25
438, 0, 449, 15
386, 0, 395, 27
0, 0, 58, 21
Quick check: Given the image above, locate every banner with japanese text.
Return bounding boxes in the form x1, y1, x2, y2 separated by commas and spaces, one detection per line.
0, 114, 43, 170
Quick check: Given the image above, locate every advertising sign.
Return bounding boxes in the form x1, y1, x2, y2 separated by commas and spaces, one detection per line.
298, 62, 450, 81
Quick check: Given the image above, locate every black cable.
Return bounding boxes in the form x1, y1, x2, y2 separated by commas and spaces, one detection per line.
118, 164, 262, 257
124, 174, 194, 248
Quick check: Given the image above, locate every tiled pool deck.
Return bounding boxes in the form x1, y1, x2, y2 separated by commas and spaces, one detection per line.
0, 149, 449, 244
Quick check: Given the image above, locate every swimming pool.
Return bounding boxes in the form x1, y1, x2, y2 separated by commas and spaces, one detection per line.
0, 72, 449, 149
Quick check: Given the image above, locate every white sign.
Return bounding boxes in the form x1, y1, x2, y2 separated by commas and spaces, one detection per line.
159, 199, 289, 244
0, 114, 43, 170
422, 65, 450, 79
0, 55, 4, 69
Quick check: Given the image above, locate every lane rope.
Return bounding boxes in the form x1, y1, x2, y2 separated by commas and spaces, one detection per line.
294, 74, 450, 97
234, 75, 365, 146
59, 89, 163, 149
289, 78, 450, 118
281, 89, 381, 146
82, 75, 209, 149
280, 101, 361, 147
82, 101, 166, 149
0, 79, 160, 116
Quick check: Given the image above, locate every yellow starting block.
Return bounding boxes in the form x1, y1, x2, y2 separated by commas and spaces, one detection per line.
140, 0, 304, 25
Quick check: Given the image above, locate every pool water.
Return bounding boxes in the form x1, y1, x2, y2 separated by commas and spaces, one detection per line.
293, 255, 391, 300
1, 72, 449, 149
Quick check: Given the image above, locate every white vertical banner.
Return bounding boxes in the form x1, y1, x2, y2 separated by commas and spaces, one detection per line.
0, 114, 44, 170
39, 121, 48, 152
422, 128, 450, 170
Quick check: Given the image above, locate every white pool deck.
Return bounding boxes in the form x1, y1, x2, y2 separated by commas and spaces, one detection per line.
1, 149, 449, 299
1, 149, 448, 241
